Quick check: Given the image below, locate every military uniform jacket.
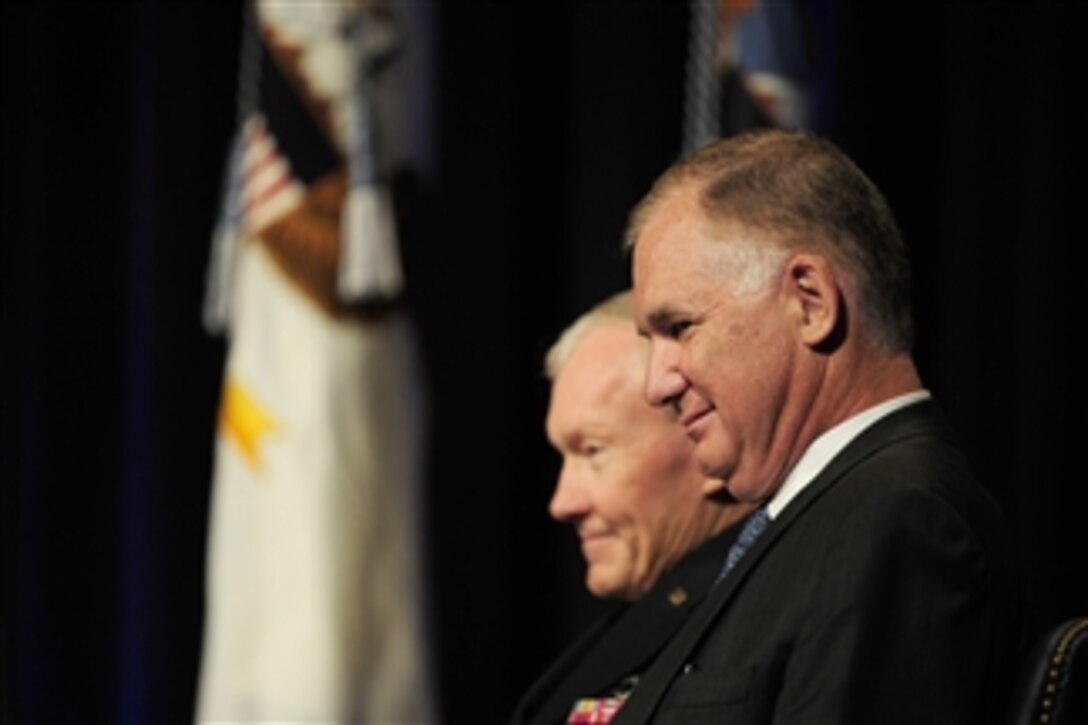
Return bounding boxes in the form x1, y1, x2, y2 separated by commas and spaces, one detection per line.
510, 525, 743, 725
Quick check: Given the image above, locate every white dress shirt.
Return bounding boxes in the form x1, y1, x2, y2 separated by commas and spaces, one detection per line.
766, 390, 932, 520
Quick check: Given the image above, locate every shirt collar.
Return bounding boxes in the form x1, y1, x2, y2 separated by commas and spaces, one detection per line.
766, 390, 932, 519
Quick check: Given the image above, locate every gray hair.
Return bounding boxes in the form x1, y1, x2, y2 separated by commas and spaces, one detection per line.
625, 129, 913, 352
544, 290, 635, 380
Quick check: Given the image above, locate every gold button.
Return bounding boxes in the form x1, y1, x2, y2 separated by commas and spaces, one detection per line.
668, 587, 689, 607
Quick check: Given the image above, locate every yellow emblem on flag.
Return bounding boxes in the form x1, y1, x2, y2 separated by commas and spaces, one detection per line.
219, 377, 278, 471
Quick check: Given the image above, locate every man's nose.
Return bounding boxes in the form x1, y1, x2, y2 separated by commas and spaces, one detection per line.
548, 460, 590, 523
644, 340, 687, 408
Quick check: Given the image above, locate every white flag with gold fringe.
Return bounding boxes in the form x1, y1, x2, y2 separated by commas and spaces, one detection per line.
196, 1, 436, 721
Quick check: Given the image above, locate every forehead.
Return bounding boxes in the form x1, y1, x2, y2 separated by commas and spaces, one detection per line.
551, 324, 642, 401
546, 324, 658, 431
631, 187, 720, 323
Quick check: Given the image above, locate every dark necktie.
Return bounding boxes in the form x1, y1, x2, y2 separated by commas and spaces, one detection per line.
714, 505, 770, 587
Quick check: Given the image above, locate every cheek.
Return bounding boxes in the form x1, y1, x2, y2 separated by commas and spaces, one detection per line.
649, 439, 698, 483
629, 445, 698, 518
695, 322, 792, 410
589, 470, 640, 527
684, 327, 744, 392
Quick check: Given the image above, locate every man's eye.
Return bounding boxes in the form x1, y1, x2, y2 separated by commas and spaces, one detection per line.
669, 321, 692, 339
583, 442, 604, 457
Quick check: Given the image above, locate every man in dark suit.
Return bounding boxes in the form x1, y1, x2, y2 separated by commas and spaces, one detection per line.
511, 290, 753, 725
615, 128, 1025, 724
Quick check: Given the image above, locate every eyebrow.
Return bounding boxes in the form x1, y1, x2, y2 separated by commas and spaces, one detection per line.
643, 306, 682, 334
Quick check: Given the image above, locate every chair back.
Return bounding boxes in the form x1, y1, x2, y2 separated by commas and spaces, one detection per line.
1007, 616, 1088, 725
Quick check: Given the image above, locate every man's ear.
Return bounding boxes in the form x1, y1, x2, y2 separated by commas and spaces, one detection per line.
784, 254, 842, 350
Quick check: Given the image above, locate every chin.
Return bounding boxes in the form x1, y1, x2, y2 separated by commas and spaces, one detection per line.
722, 474, 771, 504
694, 438, 738, 483
586, 571, 635, 601
587, 581, 619, 600
696, 455, 734, 483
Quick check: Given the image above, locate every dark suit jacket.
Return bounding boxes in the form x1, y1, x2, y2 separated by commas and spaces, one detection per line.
511, 525, 743, 725
612, 400, 1025, 725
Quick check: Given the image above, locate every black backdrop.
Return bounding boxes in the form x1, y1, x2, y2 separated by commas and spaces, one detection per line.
4, 3, 1086, 723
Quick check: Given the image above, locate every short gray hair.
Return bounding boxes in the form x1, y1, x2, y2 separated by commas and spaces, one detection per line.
544, 290, 635, 380
625, 129, 913, 353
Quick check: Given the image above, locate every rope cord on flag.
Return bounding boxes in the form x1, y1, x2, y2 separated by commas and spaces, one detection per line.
682, 0, 721, 157
338, 5, 404, 303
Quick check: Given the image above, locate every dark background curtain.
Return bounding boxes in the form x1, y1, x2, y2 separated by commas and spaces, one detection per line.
4, 2, 1085, 723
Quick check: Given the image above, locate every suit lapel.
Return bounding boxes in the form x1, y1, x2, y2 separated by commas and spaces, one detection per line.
613, 401, 945, 723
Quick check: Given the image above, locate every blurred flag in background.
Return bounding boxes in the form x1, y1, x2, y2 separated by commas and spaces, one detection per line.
683, 0, 822, 155
196, 1, 436, 721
